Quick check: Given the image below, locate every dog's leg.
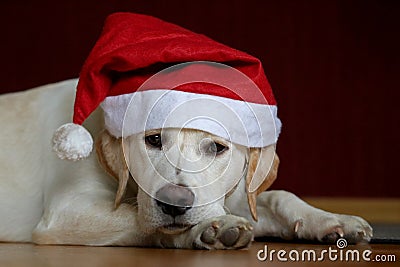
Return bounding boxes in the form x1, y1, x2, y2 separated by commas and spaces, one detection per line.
251, 190, 373, 243
31, 158, 147, 246
156, 215, 254, 250
32, 195, 145, 246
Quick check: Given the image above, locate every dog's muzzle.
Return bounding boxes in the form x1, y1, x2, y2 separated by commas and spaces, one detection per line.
155, 184, 195, 234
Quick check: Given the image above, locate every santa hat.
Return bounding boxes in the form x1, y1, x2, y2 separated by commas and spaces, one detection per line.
52, 12, 282, 161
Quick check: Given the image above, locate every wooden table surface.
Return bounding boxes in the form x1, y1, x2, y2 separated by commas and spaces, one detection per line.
0, 242, 398, 267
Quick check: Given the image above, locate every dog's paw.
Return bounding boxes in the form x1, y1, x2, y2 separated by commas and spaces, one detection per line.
192, 215, 254, 250
336, 214, 373, 243
294, 213, 373, 244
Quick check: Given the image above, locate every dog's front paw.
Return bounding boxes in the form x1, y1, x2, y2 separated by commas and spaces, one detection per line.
295, 213, 373, 244
192, 215, 253, 250
335, 214, 373, 243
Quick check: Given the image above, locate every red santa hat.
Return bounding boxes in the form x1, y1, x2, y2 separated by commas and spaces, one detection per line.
52, 12, 282, 160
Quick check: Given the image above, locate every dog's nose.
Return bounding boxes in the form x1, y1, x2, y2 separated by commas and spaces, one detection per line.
155, 184, 194, 217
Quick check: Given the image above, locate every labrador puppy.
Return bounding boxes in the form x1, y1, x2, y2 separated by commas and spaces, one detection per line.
0, 79, 372, 249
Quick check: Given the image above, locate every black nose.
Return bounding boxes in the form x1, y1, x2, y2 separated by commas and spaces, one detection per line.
155, 184, 194, 217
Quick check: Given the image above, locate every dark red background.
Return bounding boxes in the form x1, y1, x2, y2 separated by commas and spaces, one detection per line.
1, 0, 399, 197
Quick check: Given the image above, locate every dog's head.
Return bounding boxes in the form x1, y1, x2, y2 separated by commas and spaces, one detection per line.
96, 128, 278, 234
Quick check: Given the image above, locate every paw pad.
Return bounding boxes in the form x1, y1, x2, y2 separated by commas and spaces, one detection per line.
219, 227, 240, 247
200, 226, 217, 244
195, 215, 254, 249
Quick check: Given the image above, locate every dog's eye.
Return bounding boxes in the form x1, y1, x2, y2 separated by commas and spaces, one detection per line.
209, 141, 228, 154
145, 134, 162, 148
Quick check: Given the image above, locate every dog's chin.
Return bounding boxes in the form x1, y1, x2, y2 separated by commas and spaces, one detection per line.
157, 223, 192, 235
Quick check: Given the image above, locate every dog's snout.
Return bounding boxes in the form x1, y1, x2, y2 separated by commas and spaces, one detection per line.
155, 184, 194, 217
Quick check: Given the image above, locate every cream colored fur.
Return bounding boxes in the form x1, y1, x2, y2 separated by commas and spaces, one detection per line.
0, 79, 372, 248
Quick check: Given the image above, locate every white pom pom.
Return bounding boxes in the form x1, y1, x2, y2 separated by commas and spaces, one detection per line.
52, 123, 93, 161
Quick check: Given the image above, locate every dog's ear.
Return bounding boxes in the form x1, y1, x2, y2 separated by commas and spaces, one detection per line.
245, 146, 279, 221
96, 130, 129, 208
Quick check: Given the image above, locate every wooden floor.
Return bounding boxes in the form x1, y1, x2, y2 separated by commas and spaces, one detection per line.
1, 198, 399, 267
0, 242, 398, 267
